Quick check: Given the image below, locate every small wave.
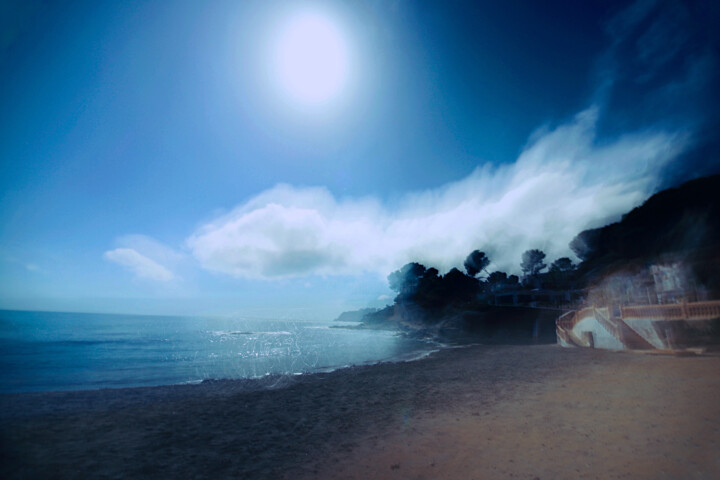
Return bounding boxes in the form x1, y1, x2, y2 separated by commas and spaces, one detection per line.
180, 379, 204, 385
211, 330, 293, 336
394, 348, 440, 362
41, 339, 130, 347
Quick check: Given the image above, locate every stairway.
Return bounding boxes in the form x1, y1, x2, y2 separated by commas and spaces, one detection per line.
594, 307, 655, 350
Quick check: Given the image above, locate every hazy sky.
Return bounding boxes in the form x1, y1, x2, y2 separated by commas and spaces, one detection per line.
1, 0, 718, 318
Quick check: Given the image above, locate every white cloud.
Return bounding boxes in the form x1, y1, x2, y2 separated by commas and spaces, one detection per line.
104, 248, 175, 282
187, 106, 686, 279
115, 234, 186, 267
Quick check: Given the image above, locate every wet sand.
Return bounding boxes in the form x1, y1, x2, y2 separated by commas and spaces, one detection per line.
2, 344, 719, 479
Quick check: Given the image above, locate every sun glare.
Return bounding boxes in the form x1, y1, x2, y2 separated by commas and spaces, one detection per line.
272, 12, 350, 106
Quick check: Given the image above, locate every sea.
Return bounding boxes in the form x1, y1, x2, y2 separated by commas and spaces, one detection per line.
0, 309, 438, 394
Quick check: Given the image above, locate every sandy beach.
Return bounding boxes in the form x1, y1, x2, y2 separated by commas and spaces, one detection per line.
2, 344, 719, 479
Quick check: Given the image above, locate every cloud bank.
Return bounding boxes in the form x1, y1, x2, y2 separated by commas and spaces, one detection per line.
187, 106, 686, 279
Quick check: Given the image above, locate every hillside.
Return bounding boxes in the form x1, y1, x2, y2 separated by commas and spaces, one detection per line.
571, 175, 720, 266
338, 174, 720, 339
570, 174, 720, 296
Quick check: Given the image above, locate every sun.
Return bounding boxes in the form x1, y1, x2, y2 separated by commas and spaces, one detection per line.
272, 12, 350, 106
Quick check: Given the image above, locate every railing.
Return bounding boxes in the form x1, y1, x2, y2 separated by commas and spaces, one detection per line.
556, 306, 617, 332
576, 307, 596, 323
556, 300, 720, 350
594, 307, 621, 339
556, 310, 576, 330
595, 307, 610, 320
621, 300, 720, 321
556, 310, 593, 347
685, 301, 720, 319
621, 304, 683, 320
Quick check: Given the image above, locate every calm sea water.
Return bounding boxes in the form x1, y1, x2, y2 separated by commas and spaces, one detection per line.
0, 310, 437, 394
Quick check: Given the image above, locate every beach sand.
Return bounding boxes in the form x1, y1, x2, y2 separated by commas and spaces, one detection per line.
2, 344, 719, 479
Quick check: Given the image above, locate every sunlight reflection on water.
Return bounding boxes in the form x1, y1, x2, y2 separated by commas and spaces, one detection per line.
0, 310, 435, 393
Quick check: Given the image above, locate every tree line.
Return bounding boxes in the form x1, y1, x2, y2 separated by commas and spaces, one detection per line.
382, 174, 720, 316
387, 249, 577, 311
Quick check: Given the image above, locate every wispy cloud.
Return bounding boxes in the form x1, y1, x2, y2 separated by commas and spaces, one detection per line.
187, 106, 686, 279
114, 234, 185, 267
603, 0, 718, 185
606, 0, 657, 46
604, 0, 717, 103
104, 248, 175, 282
0, 252, 45, 273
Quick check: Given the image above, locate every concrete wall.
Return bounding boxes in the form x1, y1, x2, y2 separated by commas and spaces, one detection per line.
572, 317, 625, 350
623, 318, 666, 349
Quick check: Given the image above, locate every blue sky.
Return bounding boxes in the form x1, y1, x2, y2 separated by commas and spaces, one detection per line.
1, 0, 718, 318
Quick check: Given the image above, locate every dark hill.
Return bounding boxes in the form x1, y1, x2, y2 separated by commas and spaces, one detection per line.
570, 174, 720, 295
571, 175, 720, 266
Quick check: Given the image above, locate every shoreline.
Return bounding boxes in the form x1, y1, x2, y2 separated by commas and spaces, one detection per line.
0, 341, 452, 421
0, 315, 443, 396
3, 344, 719, 479
0, 336, 445, 398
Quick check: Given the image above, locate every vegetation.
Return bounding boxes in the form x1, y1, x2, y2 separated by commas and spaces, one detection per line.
570, 174, 720, 296
343, 174, 720, 335
386, 246, 574, 319
463, 250, 490, 277
570, 175, 720, 268
520, 249, 547, 280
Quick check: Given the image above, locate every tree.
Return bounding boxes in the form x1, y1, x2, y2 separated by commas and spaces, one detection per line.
548, 257, 576, 290
550, 257, 575, 273
521, 249, 547, 277
387, 262, 427, 297
442, 267, 480, 303
464, 250, 490, 277
424, 267, 440, 279
487, 271, 508, 285
414, 267, 443, 309
486, 271, 508, 293
569, 230, 599, 261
